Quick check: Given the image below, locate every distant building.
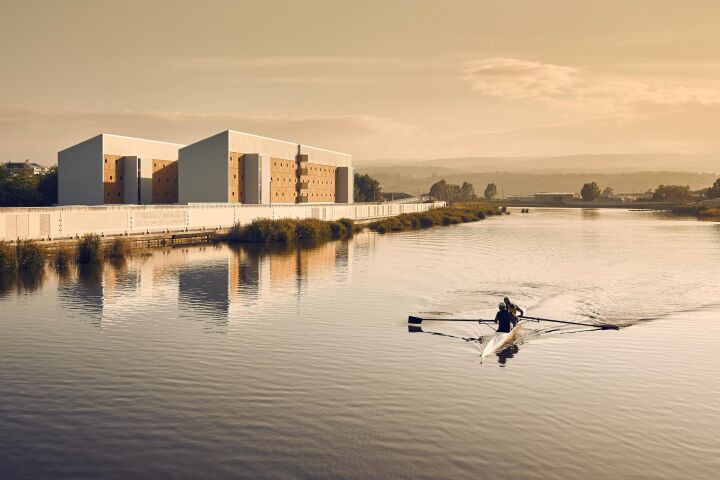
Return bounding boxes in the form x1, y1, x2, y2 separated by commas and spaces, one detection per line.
2, 160, 49, 175
58, 130, 353, 206
533, 192, 579, 202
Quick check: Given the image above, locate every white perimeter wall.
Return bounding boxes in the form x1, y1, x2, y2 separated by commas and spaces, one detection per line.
58, 134, 104, 205
179, 132, 229, 203
0, 202, 445, 241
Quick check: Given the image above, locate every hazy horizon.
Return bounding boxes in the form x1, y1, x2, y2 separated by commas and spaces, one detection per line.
2, 1, 720, 168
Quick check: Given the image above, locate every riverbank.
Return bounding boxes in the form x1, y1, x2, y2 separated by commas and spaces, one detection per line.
499, 200, 681, 209
0, 206, 507, 276
671, 204, 720, 221
0, 201, 445, 242
367, 205, 505, 233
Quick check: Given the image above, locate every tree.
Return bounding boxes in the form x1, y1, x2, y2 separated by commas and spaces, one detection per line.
651, 184, 691, 202
353, 173, 383, 202
706, 178, 720, 199
429, 179, 448, 200
428, 179, 469, 202
580, 182, 601, 201
460, 182, 476, 201
602, 186, 614, 198
484, 182, 498, 200
37, 166, 58, 205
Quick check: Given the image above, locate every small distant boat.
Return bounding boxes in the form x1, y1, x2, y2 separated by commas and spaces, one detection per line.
481, 320, 524, 359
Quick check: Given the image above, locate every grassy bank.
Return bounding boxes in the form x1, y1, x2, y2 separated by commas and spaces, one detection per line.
368, 206, 503, 234
671, 204, 720, 221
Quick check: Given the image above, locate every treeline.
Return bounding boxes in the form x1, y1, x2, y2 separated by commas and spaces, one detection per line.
0, 165, 58, 207
580, 178, 720, 202
427, 179, 498, 201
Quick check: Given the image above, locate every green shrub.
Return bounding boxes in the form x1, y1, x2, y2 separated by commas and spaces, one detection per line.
295, 218, 332, 242
16, 240, 46, 270
418, 214, 434, 228
105, 237, 130, 258
77, 234, 103, 264
0, 241, 18, 273
329, 221, 347, 239
225, 222, 244, 242
338, 218, 354, 231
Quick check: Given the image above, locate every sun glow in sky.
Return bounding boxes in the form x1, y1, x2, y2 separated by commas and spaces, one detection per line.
2, 0, 720, 163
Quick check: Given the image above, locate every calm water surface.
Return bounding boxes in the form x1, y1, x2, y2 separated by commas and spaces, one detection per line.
1, 208, 719, 479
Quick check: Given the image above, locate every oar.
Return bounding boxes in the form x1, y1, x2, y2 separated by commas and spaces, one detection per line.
521, 315, 619, 330
408, 315, 495, 325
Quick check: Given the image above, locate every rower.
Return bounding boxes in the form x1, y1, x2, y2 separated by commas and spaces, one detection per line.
503, 297, 524, 317
495, 302, 518, 333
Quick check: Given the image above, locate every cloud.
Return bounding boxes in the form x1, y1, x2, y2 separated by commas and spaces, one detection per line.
463, 58, 577, 100
463, 57, 720, 114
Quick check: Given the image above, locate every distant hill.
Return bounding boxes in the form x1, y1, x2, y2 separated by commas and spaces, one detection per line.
356, 153, 719, 196
358, 153, 719, 175
355, 170, 719, 197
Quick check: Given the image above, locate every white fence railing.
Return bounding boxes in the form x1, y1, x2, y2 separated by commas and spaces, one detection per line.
0, 202, 446, 241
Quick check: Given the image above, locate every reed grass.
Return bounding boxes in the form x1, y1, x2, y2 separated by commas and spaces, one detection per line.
224, 217, 358, 244
15, 240, 46, 270
0, 241, 18, 273
77, 234, 103, 264
105, 237, 130, 258
53, 246, 75, 270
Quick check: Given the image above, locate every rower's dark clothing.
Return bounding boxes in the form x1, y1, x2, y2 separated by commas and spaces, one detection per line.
495, 310, 517, 333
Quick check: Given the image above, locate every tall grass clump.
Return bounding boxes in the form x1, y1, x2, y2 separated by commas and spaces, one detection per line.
77, 234, 103, 264
53, 246, 75, 270
0, 241, 18, 273
225, 217, 360, 244
15, 240, 46, 270
225, 219, 297, 243
105, 237, 130, 258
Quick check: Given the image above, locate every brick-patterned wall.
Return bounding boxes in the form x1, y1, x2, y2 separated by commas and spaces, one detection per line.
152, 160, 178, 204
301, 163, 337, 203
228, 152, 245, 203
103, 155, 125, 204
270, 157, 298, 203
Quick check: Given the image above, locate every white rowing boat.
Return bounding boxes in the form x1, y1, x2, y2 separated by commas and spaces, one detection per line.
481, 320, 524, 359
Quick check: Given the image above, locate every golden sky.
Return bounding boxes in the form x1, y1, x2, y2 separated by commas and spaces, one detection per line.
1, 0, 720, 164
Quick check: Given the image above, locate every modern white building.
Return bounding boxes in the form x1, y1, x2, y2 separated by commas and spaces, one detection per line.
58, 134, 184, 206
58, 130, 353, 206
178, 130, 353, 205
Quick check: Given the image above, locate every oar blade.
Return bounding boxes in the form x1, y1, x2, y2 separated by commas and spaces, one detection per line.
408, 315, 423, 324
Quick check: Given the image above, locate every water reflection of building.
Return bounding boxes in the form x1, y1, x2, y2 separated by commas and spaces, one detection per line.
57, 239, 354, 328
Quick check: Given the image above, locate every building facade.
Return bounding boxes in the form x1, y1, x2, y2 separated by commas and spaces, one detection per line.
58, 134, 184, 206
178, 130, 353, 205
59, 130, 353, 206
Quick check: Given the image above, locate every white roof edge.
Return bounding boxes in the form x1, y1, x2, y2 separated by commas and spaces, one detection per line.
101, 133, 186, 148
226, 129, 351, 157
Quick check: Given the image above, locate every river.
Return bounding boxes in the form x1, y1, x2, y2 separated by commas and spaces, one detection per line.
1, 208, 719, 479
